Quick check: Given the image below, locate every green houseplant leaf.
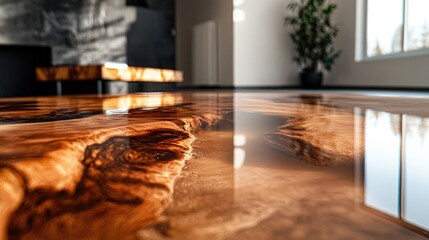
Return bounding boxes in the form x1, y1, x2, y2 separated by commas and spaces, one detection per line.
285, 0, 341, 73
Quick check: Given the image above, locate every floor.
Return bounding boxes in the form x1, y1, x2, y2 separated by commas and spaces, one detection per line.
0, 91, 428, 239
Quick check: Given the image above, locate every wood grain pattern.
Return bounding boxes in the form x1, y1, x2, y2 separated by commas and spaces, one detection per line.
235, 93, 429, 166
36, 66, 102, 81
36, 65, 183, 82
0, 93, 224, 239
8, 129, 193, 239
235, 96, 359, 166
101, 67, 183, 82
1, 92, 428, 239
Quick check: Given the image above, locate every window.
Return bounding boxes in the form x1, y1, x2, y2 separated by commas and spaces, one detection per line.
365, 0, 429, 58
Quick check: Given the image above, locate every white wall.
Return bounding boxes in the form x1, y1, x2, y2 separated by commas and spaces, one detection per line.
176, 0, 233, 86
177, 0, 429, 88
233, 0, 298, 87
328, 0, 429, 87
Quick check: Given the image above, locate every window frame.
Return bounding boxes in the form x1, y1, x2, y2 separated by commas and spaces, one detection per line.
359, 0, 429, 61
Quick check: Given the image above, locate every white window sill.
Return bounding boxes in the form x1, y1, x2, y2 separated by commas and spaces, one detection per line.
357, 47, 429, 62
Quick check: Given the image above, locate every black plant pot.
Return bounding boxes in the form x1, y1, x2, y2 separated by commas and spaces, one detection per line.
300, 72, 323, 88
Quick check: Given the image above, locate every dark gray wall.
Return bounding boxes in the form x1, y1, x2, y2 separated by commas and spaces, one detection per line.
0, 45, 53, 97
0, 0, 177, 97
0, 0, 131, 65
127, 0, 175, 69
0, 0, 176, 68
127, 8, 175, 69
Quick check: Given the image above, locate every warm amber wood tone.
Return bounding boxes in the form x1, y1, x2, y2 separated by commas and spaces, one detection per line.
0, 93, 223, 239
0, 92, 428, 239
36, 65, 183, 82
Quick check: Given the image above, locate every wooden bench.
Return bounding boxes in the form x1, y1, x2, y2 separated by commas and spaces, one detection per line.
36, 64, 184, 95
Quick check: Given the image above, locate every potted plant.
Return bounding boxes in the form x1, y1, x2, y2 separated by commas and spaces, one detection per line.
285, 0, 341, 88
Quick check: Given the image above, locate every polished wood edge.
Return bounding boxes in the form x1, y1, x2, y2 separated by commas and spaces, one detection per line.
36, 65, 184, 83
36, 65, 102, 81
100, 66, 183, 82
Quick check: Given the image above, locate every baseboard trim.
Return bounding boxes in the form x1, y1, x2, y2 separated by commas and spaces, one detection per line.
176, 85, 429, 92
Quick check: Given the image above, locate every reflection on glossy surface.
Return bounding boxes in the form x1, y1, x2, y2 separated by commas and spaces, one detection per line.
1, 92, 429, 239
102, 93, 183, 112
405, 115, 429, 231
364, 110, 401, 217
363, 110, 429, 236
0, 93, 225, 239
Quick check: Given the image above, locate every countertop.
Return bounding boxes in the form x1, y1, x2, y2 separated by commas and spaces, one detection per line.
0, 92, 428, 239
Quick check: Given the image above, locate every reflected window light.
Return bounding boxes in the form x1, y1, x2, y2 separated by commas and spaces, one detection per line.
234, 134, 247, 147
105, 108, 129, 115
234, 148, 246, 169
103, 62, 128, 70
233, 9, 246, 22
143, 96, 163, 108
141, 107, 157, 111
362, 110, 429, 235
102, 94, 167, 110
234, 134, 246, 169
364, 110, 401, 217
404, 115, 429, 231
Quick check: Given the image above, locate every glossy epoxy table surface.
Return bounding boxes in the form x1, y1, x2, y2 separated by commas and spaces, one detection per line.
0, 91, 428, 240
